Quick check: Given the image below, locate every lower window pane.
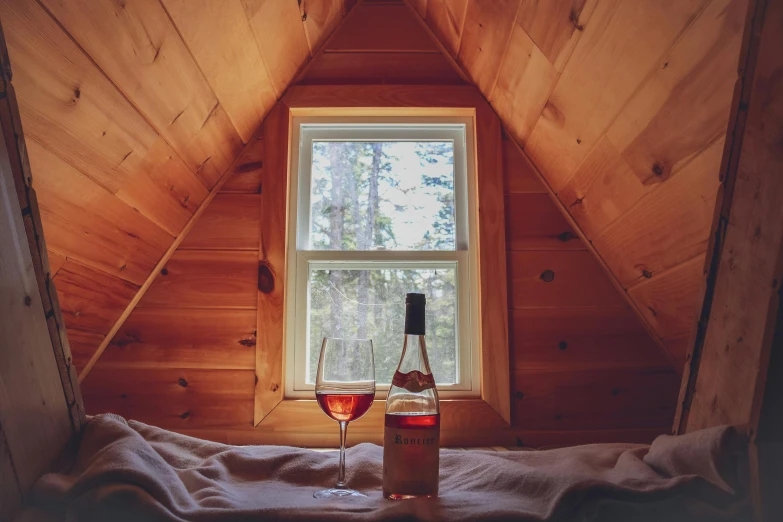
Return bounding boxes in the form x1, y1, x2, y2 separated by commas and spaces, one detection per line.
307, 267, 457, 385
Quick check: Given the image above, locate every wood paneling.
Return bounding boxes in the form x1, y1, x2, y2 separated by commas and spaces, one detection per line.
138, 250, 258, 310
505, 194, 583, 251
507, 250, 626, 309
83, 368, 255, 428
47, 251, 66, 278
221, 135, 264, 194
328, 3, 437, 51
54, 260, 139, 336
0, 56, 80, 511
513, 368, 679, 430
243, 0, 310, 96
593, 138, 723, 287
301, 0, 345, 54
606, 0, 744, 185
516, 0, 598, 71
628, 255, 705, 340
490, 22, 557, 144
458, 0, 520, 95
524, 0, 706, 190
67, 329, 105, 372
100, 309, 256, 370
301, 52, 464, 85
29, 141, 174, 285
425, 0, 468, 56
179, 194, 261, 251
510, 308, 670, 371
502, 139, 545, 194
39, 0, 243, 188
161, 0, 277, 143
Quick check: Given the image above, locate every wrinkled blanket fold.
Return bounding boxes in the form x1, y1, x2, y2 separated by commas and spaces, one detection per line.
19, 414, 750, 521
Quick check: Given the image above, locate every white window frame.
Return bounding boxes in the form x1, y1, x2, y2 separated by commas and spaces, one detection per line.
284, 117, 480, 399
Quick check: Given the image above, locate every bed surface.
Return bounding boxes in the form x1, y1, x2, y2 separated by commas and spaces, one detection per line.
16, 414, 750, 521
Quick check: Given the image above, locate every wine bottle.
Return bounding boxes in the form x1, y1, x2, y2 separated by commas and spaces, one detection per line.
383, 293, 440, 499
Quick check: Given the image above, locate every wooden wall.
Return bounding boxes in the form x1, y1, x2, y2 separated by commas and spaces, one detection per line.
413, 0, 747, 371
0, 28, 83, 519
79, 1, 680, 444
0, 0, 349, 375
81, 139, 265, 428
503, 134, 678, 439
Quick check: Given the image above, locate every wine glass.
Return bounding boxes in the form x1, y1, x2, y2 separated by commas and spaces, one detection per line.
314, 338, 375, 498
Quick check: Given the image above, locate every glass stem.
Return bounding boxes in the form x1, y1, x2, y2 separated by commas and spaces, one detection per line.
336, 421, 348, 488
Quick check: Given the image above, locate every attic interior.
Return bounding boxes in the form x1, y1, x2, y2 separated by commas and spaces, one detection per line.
1, 0, 780, 520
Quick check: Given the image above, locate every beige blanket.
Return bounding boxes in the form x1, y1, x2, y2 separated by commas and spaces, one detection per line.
19, 414, 750, 521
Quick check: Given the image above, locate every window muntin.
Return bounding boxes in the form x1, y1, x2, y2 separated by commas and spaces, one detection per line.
285, 118, 479, 398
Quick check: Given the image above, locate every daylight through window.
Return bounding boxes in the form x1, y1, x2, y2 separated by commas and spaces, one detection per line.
285, 118, 479, 397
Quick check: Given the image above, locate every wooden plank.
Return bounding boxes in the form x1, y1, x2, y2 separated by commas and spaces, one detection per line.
507, 250, 627, 309
516, 0, 598, 70
138, 250, 258, 310
328, 2, 437, 51
243, 0, 310, 97
606, 0, 745, 186
66, 329, 105, 373
179, 194, 261, 251
475, 100, 511, 424
39, 0, 243, 188
424, 0, 468, 57
662, 335, 690, 374
100, 309, 256, 370
77, 128, 265, 383
556, 136, 653, 239
490, 23, 558, 145
54, 260, 140, 336
524, 0, 707, 191
0, 117, 74, 497
161, 0, 277, 144
29, 140, 175, 285
255, 103, 289, 424
458, 0, 520, 96
47, 251, 66, 278
510, 308, 670, 371
502, 139, 545, 194
301, 0, 345, 54
628, 254, 705, 340
592, 137, 723, 287
82, 368, 255, 428
0, 1, 197, 213
300, 52, 464, 85
513, 368, 679, 430
505, 193, 583, 251
221, 135, 264, 194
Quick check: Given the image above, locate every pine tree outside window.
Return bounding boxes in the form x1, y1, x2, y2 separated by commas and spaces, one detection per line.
285, 118, 480, 398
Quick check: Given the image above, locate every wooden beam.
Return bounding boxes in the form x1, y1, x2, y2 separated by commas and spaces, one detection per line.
78, 127, 266, 383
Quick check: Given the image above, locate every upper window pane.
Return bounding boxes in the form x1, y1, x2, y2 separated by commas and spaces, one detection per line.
309, 141, 455, 251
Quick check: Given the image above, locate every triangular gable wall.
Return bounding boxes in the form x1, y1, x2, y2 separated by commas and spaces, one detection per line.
78, 0, 679, 443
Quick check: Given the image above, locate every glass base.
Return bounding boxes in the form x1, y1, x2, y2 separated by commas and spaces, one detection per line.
314, 487, 366, 499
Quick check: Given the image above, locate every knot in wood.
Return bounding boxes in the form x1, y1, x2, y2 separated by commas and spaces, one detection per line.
178, 377, 188, 388
516, 391, 524, 399
161, 267, 169, 276
558, 341, 568, 351
258, 262, 275, 294
540, 270, 555, 283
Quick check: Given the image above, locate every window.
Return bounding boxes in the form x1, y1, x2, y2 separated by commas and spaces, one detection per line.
285, 117, 479, 398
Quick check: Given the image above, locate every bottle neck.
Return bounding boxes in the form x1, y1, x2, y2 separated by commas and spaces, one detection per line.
396, 334, 433, 375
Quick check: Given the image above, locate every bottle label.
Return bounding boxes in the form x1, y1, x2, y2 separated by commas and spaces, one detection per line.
383, 425, 440, 496
391, 370, 435, 393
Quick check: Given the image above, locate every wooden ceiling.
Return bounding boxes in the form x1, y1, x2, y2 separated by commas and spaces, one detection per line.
414, 0, 746, 365
0, 0, 349, 371
2, 0, 744, 378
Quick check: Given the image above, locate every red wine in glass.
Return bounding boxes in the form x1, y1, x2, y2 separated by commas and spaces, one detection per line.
313, 338, 375, 499
316, 392, 374, 422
